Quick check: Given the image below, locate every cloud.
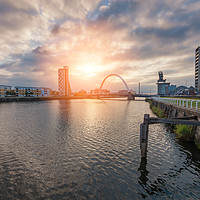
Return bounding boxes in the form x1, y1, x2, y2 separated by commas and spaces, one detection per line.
134, 26, 189, 41
97, 0, 136, 20
51, 24, 61, 35
39, 0, 100, 20
1, 0, 200, 92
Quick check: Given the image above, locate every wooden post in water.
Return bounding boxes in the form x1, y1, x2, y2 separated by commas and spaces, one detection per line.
140, 114, 149, 158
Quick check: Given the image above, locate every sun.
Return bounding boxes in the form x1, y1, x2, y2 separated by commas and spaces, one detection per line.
83, 65, 97, 77
77, 64, 98, 78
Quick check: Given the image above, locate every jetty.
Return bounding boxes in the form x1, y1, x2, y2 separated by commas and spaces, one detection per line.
141, 97, 200, 158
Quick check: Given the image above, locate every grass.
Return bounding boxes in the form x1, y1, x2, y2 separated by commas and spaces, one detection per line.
195, 140, 200, 149
149, 101, 166, 118
151, 106, 166, 118
174, 125, 193, 141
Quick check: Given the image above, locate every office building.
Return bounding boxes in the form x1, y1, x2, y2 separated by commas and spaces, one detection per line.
14, 86, 52, 97
156, 71, 170, 95
166, 85, 176, 95
195, 46, 200, 92
58, 66, 72, 96
0, 85, 11, 96
189, 86, 196, 95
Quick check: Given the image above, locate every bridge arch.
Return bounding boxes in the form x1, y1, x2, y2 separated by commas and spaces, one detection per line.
99, 74, 130, 93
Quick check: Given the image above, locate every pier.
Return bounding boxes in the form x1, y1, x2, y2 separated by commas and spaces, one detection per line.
141, 98, 200, 158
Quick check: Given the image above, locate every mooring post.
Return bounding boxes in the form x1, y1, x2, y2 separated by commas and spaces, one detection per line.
140, 114, 149, 158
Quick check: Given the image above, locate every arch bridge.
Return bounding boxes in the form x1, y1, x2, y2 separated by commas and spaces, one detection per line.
99, 74, 135, 100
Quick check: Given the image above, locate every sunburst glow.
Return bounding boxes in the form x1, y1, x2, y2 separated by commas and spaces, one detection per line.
0, 0, 197, 92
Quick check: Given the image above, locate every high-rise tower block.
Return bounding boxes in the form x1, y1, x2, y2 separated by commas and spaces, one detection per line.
195, 46, 200, 92
58, 66, 72, 96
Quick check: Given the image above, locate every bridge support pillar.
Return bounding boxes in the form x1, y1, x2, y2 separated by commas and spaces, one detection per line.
127, 93, 135, 100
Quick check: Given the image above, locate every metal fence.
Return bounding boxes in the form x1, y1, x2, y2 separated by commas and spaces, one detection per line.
149, 97, 200, 110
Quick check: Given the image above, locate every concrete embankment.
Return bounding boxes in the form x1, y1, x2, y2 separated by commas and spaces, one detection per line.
147, 98, 200, 149
0, 95, 129, 103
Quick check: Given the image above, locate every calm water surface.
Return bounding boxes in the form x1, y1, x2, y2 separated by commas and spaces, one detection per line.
0, 99, 200, 199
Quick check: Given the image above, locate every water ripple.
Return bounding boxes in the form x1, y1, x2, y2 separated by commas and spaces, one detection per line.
0, 100, 200, 199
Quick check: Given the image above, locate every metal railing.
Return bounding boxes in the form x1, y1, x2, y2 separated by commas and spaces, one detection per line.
149, 97, 200, 111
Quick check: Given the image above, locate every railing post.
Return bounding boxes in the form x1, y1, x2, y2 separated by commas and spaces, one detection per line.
191, 100, 194, 109
196, 101, 200, 110
140, 114, 149, 158
153, 97, 199, 111
184, 100, 187, 107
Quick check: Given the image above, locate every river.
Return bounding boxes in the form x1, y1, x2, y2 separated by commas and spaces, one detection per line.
0, 99, 200, 199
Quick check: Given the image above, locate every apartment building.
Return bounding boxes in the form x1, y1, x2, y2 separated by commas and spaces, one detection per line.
0, 85, 12, 96
195, 46, 200, 92
58, 66, 72, 96
14, 86, 52, 97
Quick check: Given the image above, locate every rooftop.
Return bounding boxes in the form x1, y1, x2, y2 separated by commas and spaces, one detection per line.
14, 86, 51, 89
0, 85, 12, 87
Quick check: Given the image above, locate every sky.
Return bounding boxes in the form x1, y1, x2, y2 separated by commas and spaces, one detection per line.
0, 0, 200, 93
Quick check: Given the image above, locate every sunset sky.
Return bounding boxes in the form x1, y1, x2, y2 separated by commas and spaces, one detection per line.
1, 0, 200, 92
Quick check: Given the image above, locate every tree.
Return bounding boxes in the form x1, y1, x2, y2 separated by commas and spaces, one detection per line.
25, 91, 33, 96
6, 90, 16, 95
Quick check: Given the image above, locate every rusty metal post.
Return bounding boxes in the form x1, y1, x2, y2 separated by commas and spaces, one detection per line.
140, 114, 149, 158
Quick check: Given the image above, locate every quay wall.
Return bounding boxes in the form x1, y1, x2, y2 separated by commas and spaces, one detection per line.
0, 95, 129, 103
147, 98, 200, 149
0, 96, 97, 102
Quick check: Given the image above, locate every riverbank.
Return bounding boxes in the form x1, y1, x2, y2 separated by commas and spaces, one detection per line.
147, 98, 200, 149
0, 95, 129, 103
0, 96, 94, 102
